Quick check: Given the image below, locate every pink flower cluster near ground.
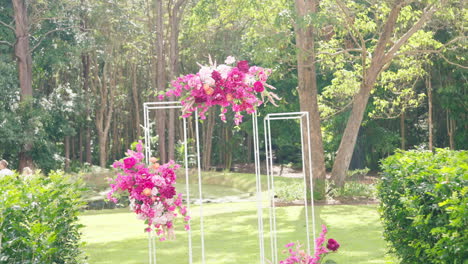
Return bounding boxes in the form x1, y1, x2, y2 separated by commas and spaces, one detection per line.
279, 225, 340, 264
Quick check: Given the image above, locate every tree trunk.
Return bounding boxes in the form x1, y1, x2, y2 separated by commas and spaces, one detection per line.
223, 126, 232, 170
79, 127, 83, 163
111, 109, 119, 161
65, 136, 70, 170
90, 58, 115, 167
98, 132, 108, 168
12, 0, 32, 100
294, 0, 327, 197
166, 0, 186, 161
246, 132, 252, 163
447, 110, 455, 150
426, 75, 433, 151
330, 1, 425, 187
400, 111, 405, 150
18, 152, 33, 170
86, 127, 92, 164
80, 0, 92, 165
13, 0, 34, 170
202, 108, 215, 170
131, 62, 141, 140
155, 0, 167, 163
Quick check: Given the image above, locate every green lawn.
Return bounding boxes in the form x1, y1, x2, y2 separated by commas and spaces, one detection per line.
80, 202, 396, 264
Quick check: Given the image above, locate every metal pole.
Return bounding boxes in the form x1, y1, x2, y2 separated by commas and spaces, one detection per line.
267, 117, 278, 263
194, 110, 206, 264
253, 112, 265, 264
305, 113, 317, 247
183, 117, 193, 264
263, 117, 274, 262
299, 117, 311, 255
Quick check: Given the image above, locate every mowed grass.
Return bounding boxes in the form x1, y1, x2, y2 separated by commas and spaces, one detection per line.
80, 203, 395, 264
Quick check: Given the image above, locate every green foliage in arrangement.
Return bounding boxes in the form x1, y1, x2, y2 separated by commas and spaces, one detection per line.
378, 149, 468, 264
0, 172, 86, 264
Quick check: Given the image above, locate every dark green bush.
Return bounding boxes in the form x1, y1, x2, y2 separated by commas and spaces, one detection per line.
378, 149, 467, 264
0, 172, 86, 264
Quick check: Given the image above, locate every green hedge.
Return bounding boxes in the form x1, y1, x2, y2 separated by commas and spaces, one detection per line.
0, 172, 86, 264
378, 149, 467, 264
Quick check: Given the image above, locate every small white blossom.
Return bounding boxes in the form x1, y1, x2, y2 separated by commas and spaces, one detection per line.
225, 56, 236, 65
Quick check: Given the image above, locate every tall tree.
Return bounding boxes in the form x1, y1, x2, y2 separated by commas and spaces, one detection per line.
89, 54, 115, 167
316, 0, 458, 187
294, 0, 327, 194
0, 0, 80, 170
167, 0, 188, 161
154, 0, 167, 163
11, 0, 32, 100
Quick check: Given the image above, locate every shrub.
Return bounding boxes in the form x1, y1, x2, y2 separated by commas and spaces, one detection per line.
0, 172, 86, 264
275, 181, 304, 202
378, 149, 467, 264
346, 167, 370, 179
328, 181, 376, 200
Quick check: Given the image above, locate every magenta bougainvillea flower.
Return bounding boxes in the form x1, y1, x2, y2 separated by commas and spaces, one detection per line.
160, 56, 279, 125
108, 141, 189, 241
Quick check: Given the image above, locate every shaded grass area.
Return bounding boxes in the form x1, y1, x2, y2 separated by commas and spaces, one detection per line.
81, 203, 395, 264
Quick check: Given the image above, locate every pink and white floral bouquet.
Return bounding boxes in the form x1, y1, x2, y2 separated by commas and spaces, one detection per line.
159, 56, 279, 125
278, 225, 340, 264
108, 142, 190, 241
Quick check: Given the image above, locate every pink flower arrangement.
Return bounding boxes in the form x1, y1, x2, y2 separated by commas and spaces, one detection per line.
108, 141, 190, 241
160, 56, 279, 125
278, 225, 340, 264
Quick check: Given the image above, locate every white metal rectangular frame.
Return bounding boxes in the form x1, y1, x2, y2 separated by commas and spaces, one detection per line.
263, 111, 316, 263
143, 101, 205, 264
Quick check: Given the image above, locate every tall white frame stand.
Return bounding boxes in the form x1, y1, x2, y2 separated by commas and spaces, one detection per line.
143, 101, 205, 264
261, 112, 316, 263
143, 103, 311, 264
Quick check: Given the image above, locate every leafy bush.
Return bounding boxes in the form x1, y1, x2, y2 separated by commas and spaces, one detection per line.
0, 172, 86, 263
329, 181, 376, 199
378, 149, 467, 264
275, 181, 304, 202
346, 167, 370, 179
275, 179, 373, 202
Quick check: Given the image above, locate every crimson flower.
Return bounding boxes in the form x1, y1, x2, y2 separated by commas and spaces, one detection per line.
160, 186, 176, 199
326, 238, 340, 251
237, 60, 249, 73
211, 70, 222, 81
253, 81, 264, 92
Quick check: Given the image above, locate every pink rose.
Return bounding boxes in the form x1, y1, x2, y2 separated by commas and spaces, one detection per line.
253, 81, 264, 92
123, 157, 137, 169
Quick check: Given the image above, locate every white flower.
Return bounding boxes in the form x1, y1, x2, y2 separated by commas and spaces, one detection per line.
151, 187, 159, 196
205, 77, 215, 86
198, 66, 213, 82
245, 74, 256, 85
225, 56, 236, 65
216, 64, 231, 79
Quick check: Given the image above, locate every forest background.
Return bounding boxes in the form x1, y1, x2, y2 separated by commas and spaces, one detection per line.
0, 0, 466, 191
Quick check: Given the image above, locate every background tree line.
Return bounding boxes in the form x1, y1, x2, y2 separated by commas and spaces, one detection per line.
0, 0, 466, 187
